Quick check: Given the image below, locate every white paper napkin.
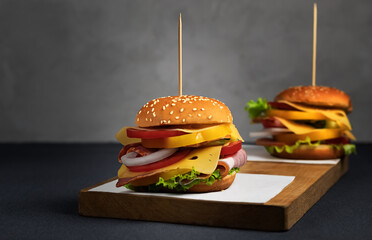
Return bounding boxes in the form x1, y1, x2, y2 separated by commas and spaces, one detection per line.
243, 144, 340, 165
89, 173, 295, 204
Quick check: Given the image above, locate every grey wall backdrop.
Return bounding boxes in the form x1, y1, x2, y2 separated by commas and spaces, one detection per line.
0, 0, 371, 142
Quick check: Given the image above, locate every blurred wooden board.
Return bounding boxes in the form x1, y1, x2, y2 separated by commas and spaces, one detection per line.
79, 157, 348, 231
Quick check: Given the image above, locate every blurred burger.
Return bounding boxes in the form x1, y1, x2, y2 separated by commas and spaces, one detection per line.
245, 86, 356, 159
115, 95, 246, 192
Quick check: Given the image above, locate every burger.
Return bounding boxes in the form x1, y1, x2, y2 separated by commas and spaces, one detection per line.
245, 86, 356, 159
115, 95, 246, 192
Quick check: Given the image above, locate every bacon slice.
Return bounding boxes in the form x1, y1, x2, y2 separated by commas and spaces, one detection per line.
118, 143, 156, 163
127, 145, 156, 157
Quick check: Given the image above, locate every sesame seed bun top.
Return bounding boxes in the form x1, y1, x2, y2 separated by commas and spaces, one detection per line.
274, 86, 352, 113
135, 95, 233, 127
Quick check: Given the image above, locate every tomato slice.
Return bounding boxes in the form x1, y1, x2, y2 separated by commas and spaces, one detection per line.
268, 102, 297, 110
220, 140, 242, 156
127, 128, 187, 139
324, 137, 351, 145
126, 148, 192, 172
261, 117, 287, 129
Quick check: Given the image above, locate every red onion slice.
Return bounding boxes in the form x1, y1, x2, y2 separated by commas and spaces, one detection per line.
121, 148, 178, 167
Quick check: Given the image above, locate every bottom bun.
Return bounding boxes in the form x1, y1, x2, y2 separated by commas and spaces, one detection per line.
186, 172, 237, 193
270, 144, 344, 160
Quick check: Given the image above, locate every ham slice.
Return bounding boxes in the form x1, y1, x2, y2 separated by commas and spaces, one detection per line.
116, 171, 161, 187
218, 149, 247, 178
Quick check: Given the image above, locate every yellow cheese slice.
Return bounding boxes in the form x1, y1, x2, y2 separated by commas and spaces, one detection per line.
344, 131, 356, 141
277, 100, 352, 131
141, 124, 232, 148
274, 117, 347, 135
118, 145, 222, 180
274, 117, 314, 135
272, 117, 356, 142
130, 123, 243, 141
115, 127, 140, 145
230, 123, 244, 142
115, 124, 243, 148
267, 109, 326, 120
274, 129, 344, 144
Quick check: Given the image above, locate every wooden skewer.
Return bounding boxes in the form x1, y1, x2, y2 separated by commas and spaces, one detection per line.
312, 3, 317, 87
178, 13, 182, 96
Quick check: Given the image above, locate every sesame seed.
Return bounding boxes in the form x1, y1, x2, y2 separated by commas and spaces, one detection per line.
175, 116, 180, 120
147, 111, 150, 114
220, 106, 223, 109
201, 108, 205, 111
166, 104, 169, 107
208, 115, 212, 120
150, 104, 154, 107
168, 120, 171, 124
171, 103, 176, 106
188, 114, 192, 117
151, 108, 155, 112
145, 118, 148, 121
189, 101, 192, 104
149, 118, 152, 122
138, 110, 142, 114
192, 108, 197, 111
170, 111, 174, 115
153, 112, 156, 117
182, 119, 186, 123
180, 108, 184, 112
162, 106, 166, 110
197, 114, 201, 117
137, 118, 140, 121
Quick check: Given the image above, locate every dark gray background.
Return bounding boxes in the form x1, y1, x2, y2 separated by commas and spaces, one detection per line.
0, 0, 371, 143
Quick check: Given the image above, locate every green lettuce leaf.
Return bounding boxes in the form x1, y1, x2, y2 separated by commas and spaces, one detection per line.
229, 167, 240, 175
331, 144, 356, 155
125, 167, 240, 192
265, 137, 356, 156
244, 98, 270, 120
265, 137, 320, 154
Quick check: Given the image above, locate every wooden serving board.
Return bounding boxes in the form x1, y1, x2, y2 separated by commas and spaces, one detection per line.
79, 156, 348, 231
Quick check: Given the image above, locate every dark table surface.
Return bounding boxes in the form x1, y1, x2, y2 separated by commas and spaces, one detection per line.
1, 143, 372, 239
